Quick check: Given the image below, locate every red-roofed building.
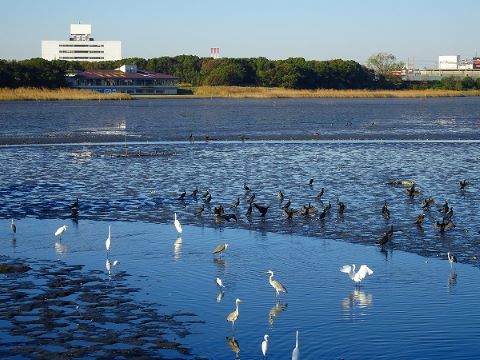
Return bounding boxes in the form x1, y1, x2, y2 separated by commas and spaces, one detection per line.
67, 65, 178, 95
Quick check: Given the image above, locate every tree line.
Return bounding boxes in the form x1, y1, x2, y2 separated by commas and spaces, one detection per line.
1, 55, 480, 90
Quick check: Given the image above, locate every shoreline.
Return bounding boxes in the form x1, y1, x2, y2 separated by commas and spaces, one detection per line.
2, 86, 480, 101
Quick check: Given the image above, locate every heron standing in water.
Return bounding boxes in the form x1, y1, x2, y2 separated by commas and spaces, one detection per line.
292, 330, 299, 360
54, 225, 68, 238
261, 334, 269, 358
174, 212, 183, 234
105, 225, 111, 253
447, 252, 457, 269
11, 219, 16, 234
267, 269, 288, 299
227, 298, 242, 331
213, 243, 229, 256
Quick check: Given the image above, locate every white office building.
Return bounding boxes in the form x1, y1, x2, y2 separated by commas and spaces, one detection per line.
42, 24, 121, 61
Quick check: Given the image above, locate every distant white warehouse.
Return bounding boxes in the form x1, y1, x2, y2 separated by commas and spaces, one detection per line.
42, 24, 121, 61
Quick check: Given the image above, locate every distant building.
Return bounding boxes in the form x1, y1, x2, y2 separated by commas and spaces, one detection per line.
67, 65, 178, 95
438, 55, 460, 70
42, 24, 121, 61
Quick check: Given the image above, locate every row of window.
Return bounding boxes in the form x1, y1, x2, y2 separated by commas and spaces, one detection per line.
60, 56, 105, 60
59, 44, 105, 48
60, 50, 105, 54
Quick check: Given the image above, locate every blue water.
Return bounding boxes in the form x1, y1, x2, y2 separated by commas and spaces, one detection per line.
1, 98, 480, 359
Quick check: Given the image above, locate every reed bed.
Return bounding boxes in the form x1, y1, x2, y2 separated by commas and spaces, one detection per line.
192, 86, 480, 98
0, 87, 131, 101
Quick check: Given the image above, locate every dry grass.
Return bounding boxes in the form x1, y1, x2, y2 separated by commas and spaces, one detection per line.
192, 86, 480, 98
0, 87, 131, 101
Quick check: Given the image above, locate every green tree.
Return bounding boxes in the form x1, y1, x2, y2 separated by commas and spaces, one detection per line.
367, 52, 405, 77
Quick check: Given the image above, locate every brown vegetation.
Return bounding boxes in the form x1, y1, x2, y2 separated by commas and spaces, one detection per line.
192, 86, 480, 98
0, 87, 131, 101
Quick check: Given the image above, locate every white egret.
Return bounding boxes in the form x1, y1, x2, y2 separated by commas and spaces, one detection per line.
447, 252, 457, 269
106, 258, 119, 275
216, 277, 225, 288
261, 334, 269, 358
105, 225, 111, 252
227, 298, 241, 330
213, 243, 229, 255
174, 212, 183, 234
11, 219, 16, 234
340, 264, 373, 285
267, 269, 288, 298
54, 225, 67, 238
291, 330, 299, 360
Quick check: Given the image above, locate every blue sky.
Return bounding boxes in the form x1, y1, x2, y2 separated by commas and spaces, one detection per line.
1, 0, 479, 68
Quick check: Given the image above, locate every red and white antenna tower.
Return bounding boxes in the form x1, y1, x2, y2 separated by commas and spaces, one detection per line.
210, 47, 220, 59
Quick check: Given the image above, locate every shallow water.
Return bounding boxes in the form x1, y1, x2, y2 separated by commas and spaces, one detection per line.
1, 98, 480, 358
1, 218, 480, 359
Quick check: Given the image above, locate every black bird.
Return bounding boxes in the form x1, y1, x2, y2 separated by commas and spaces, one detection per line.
188, 133, 194, 143
438, 200, 449, 214
377, 231, 392, 246
338, 199, 346, 214
308, 178, 314, 186
213, 205, 225, 216
445, 207, 454, 220
459, 179, 470, 190
415, 214, 425, 225
277, 190, 284, 203
204, 193, 212, 204
282, 199, 291, 210
218, 213, 238, 222
177, 191, 186, 201
230, 197, 240, 209
405, 184, 422, 197
302, 202, 317, 216
11, 219, 16, 234
246, 204, 253, 217
282, 207, 298, 219
316, 188, 325, 199
435, 217, 455, 232
70, 198, 79, 210
202, 190, 210, 199
422, 197, 436, 209
324, 200, 332, 212
191, 186, 198, 198
243, 183, 250, 192
71, 207, 79, 218
248, 193, 256, 204
254, 203, 269, 217
382, 200, 390, 218
195, 205, 205, 216
319, 207, 328, 221
387, 225, 394, 237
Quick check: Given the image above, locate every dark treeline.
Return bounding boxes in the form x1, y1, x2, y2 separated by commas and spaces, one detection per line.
1, 56, 480, 90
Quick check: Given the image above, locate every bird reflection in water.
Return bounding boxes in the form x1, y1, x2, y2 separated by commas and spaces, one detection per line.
268, 302, 288, 326
55, 240, 67, 254
216, 291, 225, 303
226, 336, 240, 359
342, 289, 373, 317
214, 257, 227, 270
448, 271, 457, 288
174, 237, 182, 261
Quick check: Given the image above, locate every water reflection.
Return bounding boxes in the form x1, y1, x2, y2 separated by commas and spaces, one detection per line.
214, 257, 227, 270
226, 336, 240, 359
216, 291, 225, 303
448, 271, 458, 288
268, 302, 288, 326
174, 236, 182, 261
341, 290, 373, 318
55, 240, 67, 254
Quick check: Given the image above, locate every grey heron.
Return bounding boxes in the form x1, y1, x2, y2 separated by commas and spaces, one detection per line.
447, 252, 457, 269
227, 298, 241, 330
213, 243, 229, 255
267, 269, 288, 298
11, 219, 16, 234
